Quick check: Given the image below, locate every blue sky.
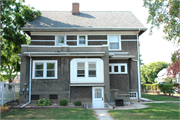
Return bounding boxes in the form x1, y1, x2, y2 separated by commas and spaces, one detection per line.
23, 0, 178, 65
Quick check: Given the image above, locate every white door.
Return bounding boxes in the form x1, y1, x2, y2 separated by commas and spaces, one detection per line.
92, 87, 104, 108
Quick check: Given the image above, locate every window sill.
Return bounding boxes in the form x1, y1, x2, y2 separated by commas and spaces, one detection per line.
32, 77, 58, 79
109, 73, 128, 74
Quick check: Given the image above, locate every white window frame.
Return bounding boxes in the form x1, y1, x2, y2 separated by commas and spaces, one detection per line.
33, 60, 58, 79
108, 35, 121, 51
70, 58, 104, 83
76, 61, 97, 78
77, 35, 87, 46
130, 92, 138, 99
55, 35, 66, 46
109, 63, 127, 74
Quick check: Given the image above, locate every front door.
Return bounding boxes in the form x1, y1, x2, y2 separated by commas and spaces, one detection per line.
92, 87, 104, 108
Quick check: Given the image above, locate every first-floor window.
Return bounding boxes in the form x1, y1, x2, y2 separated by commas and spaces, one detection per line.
89, 63, 96, 77
109, 63, 127, 74
76, 61, 97, 78
33, 60, 58, 79
77, 62, 85, 77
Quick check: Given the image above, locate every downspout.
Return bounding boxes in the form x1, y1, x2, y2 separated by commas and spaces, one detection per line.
21, 54, 32, 108
137, 29, 141, 99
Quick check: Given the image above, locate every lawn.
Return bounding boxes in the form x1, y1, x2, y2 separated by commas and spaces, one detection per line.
109, 103, 180, 119
142, 93, 180, 101
1, 108, 97, 119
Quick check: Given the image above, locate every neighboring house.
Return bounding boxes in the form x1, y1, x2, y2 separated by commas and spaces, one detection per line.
19, 3, 147, 108
156, 68, 180, 84
1, 72, 20, 84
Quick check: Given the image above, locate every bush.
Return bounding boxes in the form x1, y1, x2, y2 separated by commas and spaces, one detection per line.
158, 84, 174, 95
59, 98, 68, 106
146, 84, 152, 90
36, 98, 51, 106
73, 101, 82, 106
152, 84, 158, 91
141, 84, 146, 90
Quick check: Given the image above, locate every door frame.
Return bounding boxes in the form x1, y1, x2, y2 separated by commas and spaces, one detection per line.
92, 87, 104, 108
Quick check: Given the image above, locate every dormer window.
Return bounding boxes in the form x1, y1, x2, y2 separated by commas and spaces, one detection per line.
56, 36, 65, 45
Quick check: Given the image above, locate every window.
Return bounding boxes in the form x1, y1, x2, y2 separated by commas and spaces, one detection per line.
78, 35, 86, 45
56, 36, 65, 45
109, 63, 127, 74
77, 63, 85, 77
89, 63, 96, 77
70, 59, 104, 83
31, 95, 39, 100
49, 94, 58, 99
109, 35, 121, 50
130, 92, 138, 99
76, 62, 97, 78
33, 60, 58, 79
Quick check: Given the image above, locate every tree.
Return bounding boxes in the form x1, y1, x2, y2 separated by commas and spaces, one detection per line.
141, 61, 168, 83
143, 0, 180, 43
167, 49, 180, 79
1, 0, 41, 82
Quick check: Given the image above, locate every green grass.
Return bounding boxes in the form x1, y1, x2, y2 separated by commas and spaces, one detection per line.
1, 108, 97, 119
109, 103, 180, 119
142, 93, 180, 101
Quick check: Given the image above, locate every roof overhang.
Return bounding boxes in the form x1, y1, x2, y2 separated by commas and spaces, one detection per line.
21, 27, 147, 36
109, 52, 135, 59
23, 52, 105, 57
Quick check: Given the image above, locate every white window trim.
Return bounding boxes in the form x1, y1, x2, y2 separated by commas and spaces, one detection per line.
77, 35, 88, 46
130, 92, 138, 99
108, 35, 121, 51
109, 63, 127, 74
33, 60, 58, 79
70, 58, 104, 83
55, 35, 66, 46
76, 61, 97, 78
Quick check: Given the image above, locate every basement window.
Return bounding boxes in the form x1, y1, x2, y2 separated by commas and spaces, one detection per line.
130, 92, 138, 99
31, 95, 39, 100
49, 94, 58, 99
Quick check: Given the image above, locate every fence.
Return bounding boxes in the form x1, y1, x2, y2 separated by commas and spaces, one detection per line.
0, 80, 20, 105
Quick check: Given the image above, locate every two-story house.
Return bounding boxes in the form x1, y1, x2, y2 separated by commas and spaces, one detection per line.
19, 3, 147, 108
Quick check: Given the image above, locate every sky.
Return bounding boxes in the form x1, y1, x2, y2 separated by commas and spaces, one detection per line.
23, 0, 178, 65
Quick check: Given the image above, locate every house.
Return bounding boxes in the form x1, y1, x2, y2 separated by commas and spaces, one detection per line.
156, 68, 180, 84
19, 3, 147, 108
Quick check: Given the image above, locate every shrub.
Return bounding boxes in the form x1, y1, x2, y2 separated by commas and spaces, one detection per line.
36, 98, 51, 106
0, 105, 10, 112
152, 84, 158, 91
158, 84, 174, 95
73, 101, 82, 106
59, 98, 68, 106
141, 84, 146, 90
146, 84, 152, 90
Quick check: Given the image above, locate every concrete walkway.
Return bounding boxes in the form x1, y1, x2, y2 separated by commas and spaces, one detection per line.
94, 110, 114, 120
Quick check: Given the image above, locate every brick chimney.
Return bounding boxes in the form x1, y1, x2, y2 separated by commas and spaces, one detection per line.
72, 3, 79, 15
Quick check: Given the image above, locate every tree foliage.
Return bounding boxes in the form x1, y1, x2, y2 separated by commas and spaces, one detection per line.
167, 49, 180, 78
143, 0, 180, 43
141, 61, 168, 83
1, 0, 41, 82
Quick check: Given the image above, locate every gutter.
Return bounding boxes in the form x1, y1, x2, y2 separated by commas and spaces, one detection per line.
137, 28, 141, 99
21, 27, 148, 31
21, 55, 32, 108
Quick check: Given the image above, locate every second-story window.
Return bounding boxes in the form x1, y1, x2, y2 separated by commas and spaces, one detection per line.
78, 35, 86, 45
56, 36, 65, 45
109, 35, 121, 50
